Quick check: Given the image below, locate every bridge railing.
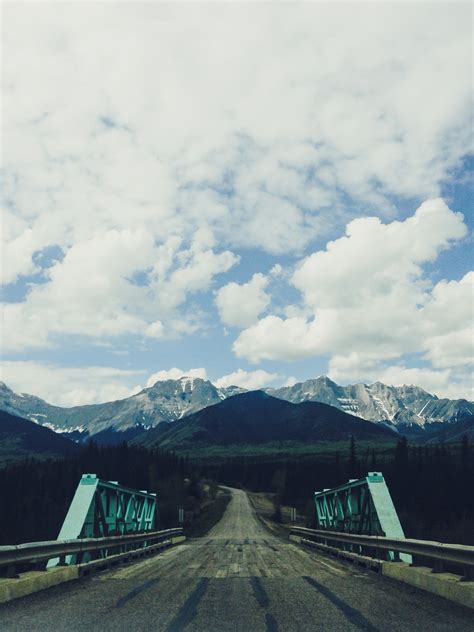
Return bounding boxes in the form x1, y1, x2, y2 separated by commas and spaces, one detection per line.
0, 527, 183, 578
290, 526, 474, 580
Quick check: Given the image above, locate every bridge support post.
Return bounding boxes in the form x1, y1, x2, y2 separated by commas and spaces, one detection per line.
433, 559, 444, 574
314, 472, 411, 563
5, 564, 17, 579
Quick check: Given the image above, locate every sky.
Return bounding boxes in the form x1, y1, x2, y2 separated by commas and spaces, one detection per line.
1, 1, 473, 406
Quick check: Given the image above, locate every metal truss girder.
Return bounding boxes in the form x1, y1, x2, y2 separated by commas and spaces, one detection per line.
314, 472, 410, 562
47, 474, 158, 567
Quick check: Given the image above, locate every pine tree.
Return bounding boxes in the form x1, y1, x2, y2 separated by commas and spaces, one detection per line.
349, 436, 357, 478
461, 434, 469, 472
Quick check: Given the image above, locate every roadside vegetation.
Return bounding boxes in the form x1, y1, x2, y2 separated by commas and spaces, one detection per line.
185, 485, 232, 538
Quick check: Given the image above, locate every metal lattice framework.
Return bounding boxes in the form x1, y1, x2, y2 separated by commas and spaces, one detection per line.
314, 471, 410, 561
47, 474, 158, 567
314, 472, 402, 537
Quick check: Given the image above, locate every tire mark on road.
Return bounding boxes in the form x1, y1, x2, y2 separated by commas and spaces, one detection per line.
116, 577, 160, 608
265, 613, 279, 632
163, 578, 209, 632
251, 576, 269, 608
303, 576, 380, 632
251, 578, 279, 631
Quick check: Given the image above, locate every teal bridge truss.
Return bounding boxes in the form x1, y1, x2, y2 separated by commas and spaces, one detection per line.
48, 474, 158, 566
314, 471, 410, 561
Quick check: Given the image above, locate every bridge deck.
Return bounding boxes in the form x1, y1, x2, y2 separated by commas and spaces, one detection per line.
0, 488, 471, 631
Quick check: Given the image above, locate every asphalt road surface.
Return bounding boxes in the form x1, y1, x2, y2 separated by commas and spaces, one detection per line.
0, 488, 472, 631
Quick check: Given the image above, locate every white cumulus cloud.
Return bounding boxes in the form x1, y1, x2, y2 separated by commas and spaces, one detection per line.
233, 199, 472, 400
328, 361, 473, 402
214, 369, 280, 391
215, 273, 271, 328
0, 361, 143, 407
3, 2, 472, 285
1, 231, 238, 352
2, 3, 472, 397
146, 367, 208, 387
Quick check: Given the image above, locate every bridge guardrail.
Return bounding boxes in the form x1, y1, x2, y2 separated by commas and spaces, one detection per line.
290, 526, 474, 580
0, 527, 183, 577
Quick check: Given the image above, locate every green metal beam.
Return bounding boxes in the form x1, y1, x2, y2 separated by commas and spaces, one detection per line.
48, 474, 158, 567
314, 471, 410, 562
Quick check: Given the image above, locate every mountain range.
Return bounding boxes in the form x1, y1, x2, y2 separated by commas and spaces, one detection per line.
132, 390, 397, 456
0, 378, 244, 442
268, 377, 473, 432
1, 376, 472, 444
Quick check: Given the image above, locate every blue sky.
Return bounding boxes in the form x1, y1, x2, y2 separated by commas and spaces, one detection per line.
1, 2, 472, 406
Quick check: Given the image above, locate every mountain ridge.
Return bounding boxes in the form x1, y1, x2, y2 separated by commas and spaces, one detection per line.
266, 377, 473, 430
132, 390, 397, 455
1, 375, 472, 442
0, 378, 244, 439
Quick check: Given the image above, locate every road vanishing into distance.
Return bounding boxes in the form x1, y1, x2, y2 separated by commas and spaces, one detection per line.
0, 488, 472, 631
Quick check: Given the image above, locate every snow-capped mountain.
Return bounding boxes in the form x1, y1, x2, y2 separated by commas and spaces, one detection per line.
0, 379, 244, 440
267, 377, 474, 430
1, 375, 471, 442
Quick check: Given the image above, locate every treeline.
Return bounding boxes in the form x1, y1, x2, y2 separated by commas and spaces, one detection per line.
0, 442, 200, 545
2, 436, 472, 546
201, 436, 474, 544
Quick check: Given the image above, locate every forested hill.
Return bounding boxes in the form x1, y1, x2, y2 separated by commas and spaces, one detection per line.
0, 409, 79, 464
134, 391, 397, 454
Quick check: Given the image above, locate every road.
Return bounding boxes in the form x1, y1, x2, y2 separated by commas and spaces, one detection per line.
0, 488, 472, 631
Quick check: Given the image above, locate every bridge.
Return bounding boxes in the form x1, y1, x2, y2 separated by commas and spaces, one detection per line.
0, 474, 472, 631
